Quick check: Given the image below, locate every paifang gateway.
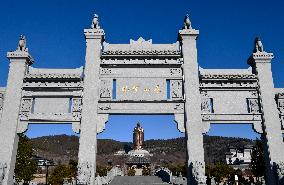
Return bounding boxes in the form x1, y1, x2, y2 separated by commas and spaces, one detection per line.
0, 13, 284, 185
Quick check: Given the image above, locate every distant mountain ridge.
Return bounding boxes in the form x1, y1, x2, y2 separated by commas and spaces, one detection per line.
30, 135, 255, 166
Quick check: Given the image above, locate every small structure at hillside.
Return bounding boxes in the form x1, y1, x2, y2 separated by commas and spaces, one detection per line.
32, 155, 55, 170
225, 145, 253, 170
126, 123, 151, 175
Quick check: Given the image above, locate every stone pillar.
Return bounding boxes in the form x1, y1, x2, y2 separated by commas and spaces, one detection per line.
248, 38, 284, 184
178, 19, 206, 184
77, 14, 104, 185
0, 37, 34, 185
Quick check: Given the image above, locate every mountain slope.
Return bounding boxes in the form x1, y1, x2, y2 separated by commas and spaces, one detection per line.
30, 135, 254, 165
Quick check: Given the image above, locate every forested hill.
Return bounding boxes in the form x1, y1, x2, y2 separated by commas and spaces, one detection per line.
30, 135, 254, 165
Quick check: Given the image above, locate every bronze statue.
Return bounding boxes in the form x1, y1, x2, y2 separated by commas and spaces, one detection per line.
133, 123, 144, 150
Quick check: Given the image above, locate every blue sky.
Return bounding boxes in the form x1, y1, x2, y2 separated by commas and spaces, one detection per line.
1, 0, 283, 141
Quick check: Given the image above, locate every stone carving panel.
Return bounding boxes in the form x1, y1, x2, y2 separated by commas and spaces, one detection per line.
190, 161, 206, 184
100, 68, 112, 75
276, 97, 284, 128
277, 98, 284, 114
201, 92, 213, 113
275, 162, 284, 184
72, 98, 82, 112
173, 103, 184, 112
77, 162, 94, 185
0, 162, 7, 184
170, 80, 183, 100
99, 79, 112, 99
247, 98, 260, 113
170, 68, 182, 76
0, 93, 4, 112
19, 98, 33, 122
20, 98, 33, 112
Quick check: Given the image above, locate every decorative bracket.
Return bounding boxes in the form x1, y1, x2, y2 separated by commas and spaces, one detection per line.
97, 114, 109, 133
174, 114, 185, 133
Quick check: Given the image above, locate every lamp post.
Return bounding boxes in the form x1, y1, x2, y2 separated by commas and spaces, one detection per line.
42, 161, 51, 185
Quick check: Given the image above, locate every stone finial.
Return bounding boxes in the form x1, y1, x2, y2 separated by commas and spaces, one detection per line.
183, 14, 192, 30
17, 35, 28, 52
91, 14, 100, 29
254, 37, 264, 53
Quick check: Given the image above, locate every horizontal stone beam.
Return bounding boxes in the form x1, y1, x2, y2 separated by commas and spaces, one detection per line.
97, 102, 184, 114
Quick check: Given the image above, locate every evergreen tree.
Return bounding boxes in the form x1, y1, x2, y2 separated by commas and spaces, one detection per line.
210, 162, 234, 183
15, 134, 37, 184
250, 140, 265, 180
48, 165, 74, 185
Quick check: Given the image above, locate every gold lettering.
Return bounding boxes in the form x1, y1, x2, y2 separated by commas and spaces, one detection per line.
132, 85, 139, 93
154, 85, 161, 93
144, 88, 150, 92
121, 86, 128, 93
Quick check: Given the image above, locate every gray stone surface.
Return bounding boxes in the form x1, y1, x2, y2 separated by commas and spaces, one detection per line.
0, 36, 33, 185
109, 176, 167, 185
76, 17, 105, 184
179, 19, 206, 185
248, 40, 284, 184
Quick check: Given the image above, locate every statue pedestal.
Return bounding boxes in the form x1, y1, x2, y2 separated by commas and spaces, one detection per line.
128, 149, 152, 157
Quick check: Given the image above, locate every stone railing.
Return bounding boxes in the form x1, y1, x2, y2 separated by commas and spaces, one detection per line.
171, 175, 187, 185
95, 166, 123, 185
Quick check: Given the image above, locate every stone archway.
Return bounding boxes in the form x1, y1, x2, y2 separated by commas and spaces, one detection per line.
0, 13, 283, 185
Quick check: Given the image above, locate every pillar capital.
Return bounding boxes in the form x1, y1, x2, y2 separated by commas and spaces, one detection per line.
84, 13, 105, 41
178, 29, 199, 40
6, 35, 34, 65
178, 14, 199, 41
84, 28, 105, 40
